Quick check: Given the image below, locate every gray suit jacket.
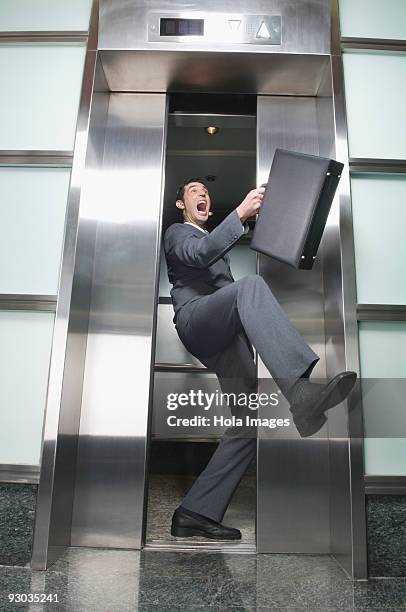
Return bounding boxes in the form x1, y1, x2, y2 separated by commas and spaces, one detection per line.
163, 210, 249, 322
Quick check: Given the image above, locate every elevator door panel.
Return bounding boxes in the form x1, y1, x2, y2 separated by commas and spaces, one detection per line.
71, 93, 167, 549
256, 96, 330, 553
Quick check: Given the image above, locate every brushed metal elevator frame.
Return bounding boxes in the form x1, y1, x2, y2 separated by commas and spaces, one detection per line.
31, 0, 101, 570
31, 0, 366, 578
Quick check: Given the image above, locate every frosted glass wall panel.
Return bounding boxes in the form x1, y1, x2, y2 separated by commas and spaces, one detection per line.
0, 311, 54, 465
343, 51, 406, 159
0, 44, 86, 150
0, 167, 70, 294
0, 0, 92, 31
339, 0, 406, 40
351, 174, 406, 304
359, 321, 406, 475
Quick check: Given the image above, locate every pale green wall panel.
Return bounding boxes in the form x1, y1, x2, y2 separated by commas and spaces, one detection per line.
0, 44, 86, 150
0, 311, 54, 465
0, 0, 92, 32
339, 0, 406, 40
351, 174, 406, 304
0, 167, 71, 295
359, 322, 406, 475
364, 441, 406, 477
343, 50, 406, 159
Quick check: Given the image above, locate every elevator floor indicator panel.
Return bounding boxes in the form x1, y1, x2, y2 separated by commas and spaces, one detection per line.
148, 13, 281, 45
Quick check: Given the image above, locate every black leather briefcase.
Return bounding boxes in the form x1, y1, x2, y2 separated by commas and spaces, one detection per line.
250, 149, 344, 269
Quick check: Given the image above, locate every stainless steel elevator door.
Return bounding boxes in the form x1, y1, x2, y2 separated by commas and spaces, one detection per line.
256, 96, 332, 553
70, 93, 168, 549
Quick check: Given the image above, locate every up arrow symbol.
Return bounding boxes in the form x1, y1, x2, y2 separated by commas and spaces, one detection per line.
256, 21, 271, 39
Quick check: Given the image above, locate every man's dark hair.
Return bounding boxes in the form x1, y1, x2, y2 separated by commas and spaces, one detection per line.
176, 177, 208, 203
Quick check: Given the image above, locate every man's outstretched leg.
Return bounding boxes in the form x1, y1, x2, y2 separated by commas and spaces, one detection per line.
233, 275, 357, 436
177, 274, 356, 438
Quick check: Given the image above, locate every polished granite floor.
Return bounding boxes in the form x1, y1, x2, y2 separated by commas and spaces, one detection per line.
1, 548, 406, 611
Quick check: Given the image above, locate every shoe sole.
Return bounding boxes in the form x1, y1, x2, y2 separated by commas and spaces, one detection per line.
311, 371, 357, 419
292, 371, 357, 438
293, 412, 327, 438
171, 526, 241, 540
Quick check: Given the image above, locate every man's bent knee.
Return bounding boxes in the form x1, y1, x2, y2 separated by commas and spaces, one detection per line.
237, 274, 267, 289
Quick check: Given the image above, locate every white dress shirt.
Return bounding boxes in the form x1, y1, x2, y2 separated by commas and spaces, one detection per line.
184, 221, 208, 233
184, 218, 249, 235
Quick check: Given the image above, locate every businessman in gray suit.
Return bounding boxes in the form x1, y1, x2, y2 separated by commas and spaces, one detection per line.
164, 178, 356, 540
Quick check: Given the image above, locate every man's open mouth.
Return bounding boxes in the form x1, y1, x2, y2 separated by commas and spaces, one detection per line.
197, 201, 207, 213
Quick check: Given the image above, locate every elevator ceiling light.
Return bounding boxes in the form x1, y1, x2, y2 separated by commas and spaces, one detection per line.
205, 126, 219, 135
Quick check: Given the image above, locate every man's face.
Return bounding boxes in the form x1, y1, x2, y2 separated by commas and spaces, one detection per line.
176, 181, 211, 226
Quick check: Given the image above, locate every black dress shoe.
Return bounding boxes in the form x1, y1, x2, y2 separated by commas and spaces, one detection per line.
287, 371, 357, 438
171, 507, 241, 540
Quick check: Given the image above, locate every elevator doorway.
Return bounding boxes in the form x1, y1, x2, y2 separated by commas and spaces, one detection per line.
145, 94, 258, 551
